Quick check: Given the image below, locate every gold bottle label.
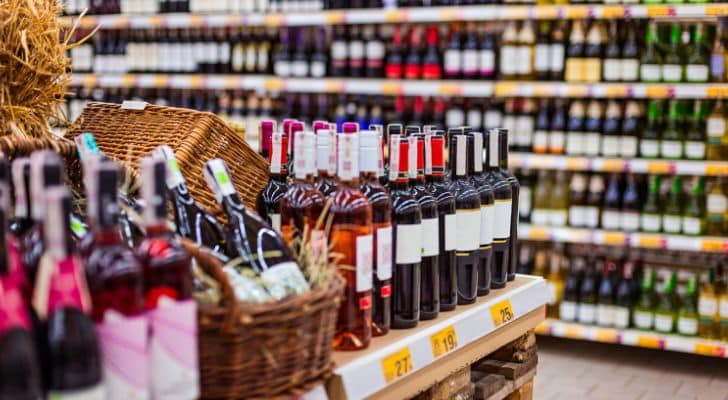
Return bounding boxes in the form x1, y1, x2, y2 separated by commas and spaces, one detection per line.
565, 58, 583, 82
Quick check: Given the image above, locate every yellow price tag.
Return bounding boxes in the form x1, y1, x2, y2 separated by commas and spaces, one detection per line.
148, 15, 165, 28
647, 161, 672, 174
646, 5, 671, 16
153, 75, 169, 87
600, 5, 624, 18
535, 322, 550, 335
437, 84, 461, 96
533, 84, 555, 98
694, 343, 726, 357
565, 5, 589, 18
121, 75, 136, 87
527, 227, 550, 241
565, 157, 588, 171
563, 325, 583, 339
265, 14, 284, 27
706, 163, 728, 176
381, 348, 413, 383
594, 329, 618, 343
325, 80, 345, 92
646, 86, 671, 98
564, 84, 588, 97
638, 235, 664, 249
188, 75, 204, 88
602, 232, 625, 246
223, 76, 240, 88
430, 326, 458, 358
637, 336, 662, 349
381, 82, 402, 95
705, 4, 728, 15
82, 74, 98, 87
112, 16, 129, 28
439, 8, 462, 20
601, 159, 625, 172
265, 78, 285, 92
79, 16, 98, 30
490, 299, 515, 328
701, 239, 726, 253
533, 6, 558, 19
384, 10, 407, 23
189, 15, 205, 27
494, 83, 518, 97
502, 6, 528, 19
324, 11, 345, 24
604, 85, 628, 97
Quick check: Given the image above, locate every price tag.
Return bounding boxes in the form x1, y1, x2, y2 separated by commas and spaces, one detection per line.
430, 325, 458, 358
533, 84, 555, 98
325, 80, 345, 92
494, 83, 518, 97
189, 15, 205, 27
79, 16, 98, 30
602, 232, 626, 246
189, 75, 204, 88
113, 16, 130, 29
563, 325, 583, 339
527, 227, 550, 241
153, 75, 169, 87
594, 329, 618, 343
646, 5, 672, 16
605, 85, 629, 97
381, 348, 413, 383
384, 10, 408, 23
324, 11, 345, 24
121, 75, 136, 87
600, 5, 625, 18
705, 4, 728, 15
381, 82, 403, 95
565, 157, 589, 171
502, 6, 529, 19
638, 235, 665, 249
694, 343, 726, 357
701, 239, 726, 253
534, 322, 550, 336
565, 5, 589, 18
224, 76, 240, 88
265, 14, 284, 27
265, 78, 285, 92
646, 86, 671, 98
148, 15, 165, 28
533, 6, 559, 19
706, 163, 728, 176
601, 159, 625, 172
437, 84, 461, 96
564, 84, 588, 97
637, 336, 663, 349
647, 161, 672, 174
439, 8, 463, 20
83, 74, 98, 87
490, 299, 515, 328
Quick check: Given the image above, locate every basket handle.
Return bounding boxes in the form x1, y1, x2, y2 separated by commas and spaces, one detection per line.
180, 238, 239, 332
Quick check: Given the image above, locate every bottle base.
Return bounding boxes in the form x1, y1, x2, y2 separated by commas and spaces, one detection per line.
371, 324, 390, 337
477, 288, 491, 296
507, 273, 516, 281
439, 302, 457, 312
491, 281, 507, 290
420, 310, 439, 321
333, 332, 370, 351
458, 296, 477, 305
391, 320, 419, 329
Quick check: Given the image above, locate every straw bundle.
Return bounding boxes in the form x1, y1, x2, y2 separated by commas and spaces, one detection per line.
0, 0, 92, 137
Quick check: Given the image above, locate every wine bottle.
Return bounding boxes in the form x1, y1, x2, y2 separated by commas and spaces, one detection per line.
686, 23, 710, 83
603, 21, 622, 82
532, 99, 550, 154
422, 26, 442, 80
385, 25, 404, 79
256, 129, 290, 234
565, 20, 585, 82
583, 100, 602, 157
484, 130, 512, 289
641, 175, 662, 233
601, 100, 621, 157
549, 99, 567, 154
154, 146, 225, 254
360, 130, 392, 337
9, 158, 32, 241
314, 121, 338, 197
640, 100, 662, 158
568, 174, 587, 228
685, 100, 707, 160
596, 256, 616, 328
661, 100, 685, 160
601, 173, 622, 231
583, 21, 603, 83
683, 176, 706, 236
633, 268, 656, 331
663, 176, 684, 234
468, 131, 494, 296
444, 24, 462, 79
619, 100, 641, 158
565, 100, 586, 156
677, 274, 699, 337
654, 271, 678, 334
621, 174, 641, 232
480, 30, 497, 79
614, 260, 634, 330
498, 129, 519, 282
534, 21, 551, 81
640, 22, 663, 82
499, 22, 518, 80
448, 133, 480, 305
584, 175, 604, 229
329, 133, 374, 348
621, 21, 640, 82
549, 21, 567, 81
662, 23, 684, 83
559, 256, 581, 322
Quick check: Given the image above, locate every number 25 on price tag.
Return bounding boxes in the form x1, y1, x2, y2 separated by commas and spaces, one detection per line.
430, 325, 458, 358
490, 299, 515, 327
381, 348, 413, 383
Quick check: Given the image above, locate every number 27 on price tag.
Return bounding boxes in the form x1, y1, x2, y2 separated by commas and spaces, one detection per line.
430, 325, 458, 358
490, 299, 515, 327
381, 348, 413, 383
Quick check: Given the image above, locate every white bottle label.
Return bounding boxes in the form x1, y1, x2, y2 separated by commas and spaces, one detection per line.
355, 234, 374, 292
682, 217, 702, 235
719, 299, 728, 318
493, 200, 512, 240
662, 215, 682, 233
534, 44, 550, 73
640, 64, 661, 81
421, 218, 440, 257
291, 60, 308, 77
349, 41, 364, 61
479, 50, 495, 75
500, 46, 517, 75
569, 206, 585, 227
270, 213, 281, 233
677, 317, 698, 335
396, 224, 422, 264
462, 49, 479, 74
484, 110, 503, 130
516, 116, 534, 148
330, 41, 348, 61
621, 59, 639, 81
310, 60, 326, 78
601, 210, 621, 230
641, 213, 661, 232
445, 109, 465, 128
274, 60, 290, 77
661, 64, 682, 82
708, 194, 728, 213
620, 211, 640, 232
530, 209, 550, 226
578, 303, 596, 324
549, 44, 564, 72
444, 214, 457, 251
583, 132, 601, 156
640, 139, 660, 158
516, 47, 532, 75
707, 118, 726, 137
619, 136, 638, 157
660, 140, 683, 158
597, 304, 614, 327
633, 310, 653, 329
699, 298, 718, 316
686, 65, 709, 82
456, 209, 481, 251
685, 141, 706, 160
444, 49, 462, 75
546, 282, 557, 305
376, 226, 393, 281
549, 131, 566, 153
549, 210, 568, 227
601, 136, 620, 157
533, 130, 548, 152
614, 307, 630, 329
566, 132, 584, 155
603, 58, 622, 81
480, 205, 494, 245
583, 206, 600, 228
366, 41, 385, 60
559, 301, 577, 321
519, 187, 532, 220
654, 314, 674, 332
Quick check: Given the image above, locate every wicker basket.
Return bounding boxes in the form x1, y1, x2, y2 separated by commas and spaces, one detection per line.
182, 239, 344, 400
65, 102, 269, 210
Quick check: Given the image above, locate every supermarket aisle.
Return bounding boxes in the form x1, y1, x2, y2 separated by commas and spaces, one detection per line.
535, 336, 728, 400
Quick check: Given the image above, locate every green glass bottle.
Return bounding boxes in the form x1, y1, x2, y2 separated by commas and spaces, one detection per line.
641, 175, 662, 232
654, 271, 678, 334
698, 268, 719, 339
640, 22, 663, 82
685, 100, 707, 160
677, 274, 699, 337
633, 268, 656, 330
662, 176, 683, 234
707, 177, 727, 236
640, 100, 662, 158
661, 24, 684, 82
682, 176, 706, 236
660, 100, 685, 160
686, 24, 710, 83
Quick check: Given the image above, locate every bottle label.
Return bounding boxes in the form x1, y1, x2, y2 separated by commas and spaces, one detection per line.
462, 49, 479, 75
640, 64, 662, 81
274, 60, 290, 77
548, 210, 568, 227
291, 60, 309, 77
620, 59, 639, 81
479, 204, 494, 245
96, 312, 150, 400
149, 299, 199, 400
549, 44, 564, 73
708, 194, 728, 213
549, 131, 566, 153
565, 131, 584, 155
519, 187, 532, 219
620, 211, 640, 232
467, 109, 482, 130
232, 44, 245, 71
699, 298, 718, 316
684, 141, 706, 160
583, 206, 600, 228
583, 132, 601, 156
484, 110, 503, 130
597, 304, 614, 327
602, 58, 622, 81
366, 41, 385, 61
421, 218, 440, 257
500, 46, 517, 75
515, 46, 532, 75
682, 217, 702, 235
711, 54, 725, 78
354, 235, 374, 293
47, 384, 106, 400
396, 224, 422, 264
546, 282, 557, 305
614, 307, 630, 329
601, 210, 621, 230
534, 44, 550, 73
516, 116, 535, 148
330, 41, 348, 65
310, 60, 326, 78
260, 262, 310, 299
686, 65, 709, 82
633, 310, 653, 329
493, 200, 512, 240
641, 213, 661, 232
270, 213, 281, 233
654, 314, 674, 332
720, 299, 728, 318
444, 214, 457, 251
456, 209, 480, 251
479, 49, 495, 76
601, 136, 620, 157
444, 49, 461, 76
338, 134, 358, 181
640, 139, 660, 158
619, 135, 637, 157
565, 58, 583, 82
445, 109, 465, 128
677, 317, 698, 335
661, 64, 683, 82
569, 206, 585, 227
662, 215, 682, 233
582, 58, 601, 82
530, 209, 550, 226
532, 130, 548, 153
707, 118, 726, 138
349, 41, 365, 66
376, 226, 393, 281
660, 140, 683, 158
578, 303, 596, 324
559, 301, 577, 321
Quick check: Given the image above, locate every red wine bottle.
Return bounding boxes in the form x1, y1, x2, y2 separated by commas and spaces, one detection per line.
484, 130, 512, 289
497, 129, 519, 282
136, 156, 199, 400
422, 26, 442, 80
467, 131, 494, 296
364, 25, 385, 78
385, 26, 404, 79
256, 131, 290, 234
404, 26, 422, 80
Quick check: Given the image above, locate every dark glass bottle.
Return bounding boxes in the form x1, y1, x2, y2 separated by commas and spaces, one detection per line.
348, 25, 365, 78
560, 256, 582, 322
484, 130, 512, 289
256, 130, 290, 234
385, 25, 404, 79
468, 131, 494, 296
425, 134, 457, 311
364, 25, 385, 78
498, 129, 520, 282
9, 159, 32, 241
443, 25, 462, 79
596, 256, 616, 327
389, 135, 422, 328
422, 26, 442, 80
601, 173, 622, 231
404, 26, 422, 80
578, 255, 600, 325
330, 25, 348, 77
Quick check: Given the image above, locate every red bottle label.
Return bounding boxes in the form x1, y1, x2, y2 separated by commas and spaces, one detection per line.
404, 63, 421, 80
359, 295, 372, 310
380, 285, 392, 298
367, 60, 383, 69
422, 64, 442, 80
385, 64, 402, 79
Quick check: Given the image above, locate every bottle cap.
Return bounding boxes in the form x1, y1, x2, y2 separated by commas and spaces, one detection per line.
359, 130, 378, 174
140, 156, 168, 223
204, 159, 237, 203
313, 120, 329, 133
471, 132, 483, 173
270, 132, 288, 175
153, 145, 186, 189
453, 134, 468, 177
30, 151, 63, 221
337, 133, 359, 181
389, 135, 409, 182
342, 122, 359, 134
43, 187, 73, 259
259, 120, 276, 156
487, 129, 499, 168
407, 136, 419, 180
303, 131, 317, 177
425, 135, 445, 176
12, 158, 30, 219
91, 160, 120, 229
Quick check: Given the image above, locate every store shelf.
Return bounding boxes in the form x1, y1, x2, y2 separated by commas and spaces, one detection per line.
70, 74, 728, 99
326, 275, 548, 400
59, 4, 728, 29
519, 223, 728, 253
510, 153, 728, 177
536, 318, 727, 358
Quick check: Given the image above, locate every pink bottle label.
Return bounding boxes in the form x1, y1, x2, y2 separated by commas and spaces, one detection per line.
95, 312, 150, 400
32, 255, 91, 321
148, 298, 199, 400
0, 239, 31, 332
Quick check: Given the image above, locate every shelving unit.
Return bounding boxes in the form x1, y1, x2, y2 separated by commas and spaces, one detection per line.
510, 153, 728, 176
69, 74, 728, 99
326, 275, 548, 400
60, 4, 728, 29
519, 223, 728, 253
536, 318, 727, 358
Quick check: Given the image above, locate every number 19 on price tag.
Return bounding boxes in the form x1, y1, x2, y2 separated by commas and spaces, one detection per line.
381, 348, 413, 383
490, 299, 515, 327
430, 325, 458, 358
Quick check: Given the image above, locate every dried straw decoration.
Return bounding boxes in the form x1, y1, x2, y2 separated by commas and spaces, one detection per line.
0, 0, 94, 137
